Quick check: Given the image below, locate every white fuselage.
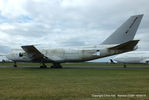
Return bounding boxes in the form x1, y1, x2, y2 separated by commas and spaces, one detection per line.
6, 44, 122, 63
114, 51, 149, 64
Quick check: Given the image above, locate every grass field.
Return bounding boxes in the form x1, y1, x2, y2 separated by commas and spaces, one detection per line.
0, 63, 149, 100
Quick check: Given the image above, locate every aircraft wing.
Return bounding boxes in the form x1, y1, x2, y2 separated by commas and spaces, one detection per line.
21, 45, 50, 62
108, 40, 139, 50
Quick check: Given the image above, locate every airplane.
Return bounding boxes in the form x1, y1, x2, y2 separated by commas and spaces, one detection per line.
5, 14, 143, 68
112, 51, 149, 65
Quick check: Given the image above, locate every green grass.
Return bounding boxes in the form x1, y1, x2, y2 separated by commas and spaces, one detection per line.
0, 63, 149, 100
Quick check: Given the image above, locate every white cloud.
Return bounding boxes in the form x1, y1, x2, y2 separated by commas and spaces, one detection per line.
0, 23, 15, 30
0, 0, 27, 18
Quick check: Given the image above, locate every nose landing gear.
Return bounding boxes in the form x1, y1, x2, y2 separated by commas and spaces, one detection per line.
13, 61, 17, 67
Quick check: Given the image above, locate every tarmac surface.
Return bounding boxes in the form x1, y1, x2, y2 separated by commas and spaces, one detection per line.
0, 66, 149, 69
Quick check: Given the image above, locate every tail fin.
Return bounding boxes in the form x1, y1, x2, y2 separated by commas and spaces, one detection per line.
102, 14, 143, 44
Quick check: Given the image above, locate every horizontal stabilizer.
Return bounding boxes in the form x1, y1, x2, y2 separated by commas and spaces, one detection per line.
109, 40, 139, 50
21, 45, 49, 62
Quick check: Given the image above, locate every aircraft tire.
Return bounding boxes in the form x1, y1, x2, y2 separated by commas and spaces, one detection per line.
40, 65, 47, 68
13, 65, 17, 67
50, 65, 62, 69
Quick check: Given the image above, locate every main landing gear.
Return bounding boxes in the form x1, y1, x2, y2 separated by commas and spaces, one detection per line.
12, 62, 62, 69
40, 63, 47, 68
51, 63, 62, 68
40, 63, 62, 68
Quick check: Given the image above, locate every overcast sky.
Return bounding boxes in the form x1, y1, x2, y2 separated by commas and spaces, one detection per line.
0, 0, 149, 62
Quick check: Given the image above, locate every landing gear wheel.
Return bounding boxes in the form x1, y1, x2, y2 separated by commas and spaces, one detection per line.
40, 63, 47, 68
51, 63, 62, 69
40, 66, 43, 68
51, 66, 54, 68
13, 65, 17, 67
40, 65, 47, 68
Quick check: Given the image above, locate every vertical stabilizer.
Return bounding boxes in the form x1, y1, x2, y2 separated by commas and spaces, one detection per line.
102, 14, 143, 44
